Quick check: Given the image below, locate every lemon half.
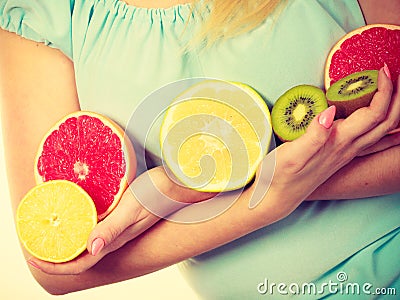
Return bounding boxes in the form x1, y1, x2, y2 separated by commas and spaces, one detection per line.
160, 80, 272, 192
16, 180, 97, 263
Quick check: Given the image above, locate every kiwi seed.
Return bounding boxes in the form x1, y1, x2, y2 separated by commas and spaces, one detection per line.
271, 85, 328, 142
326, 70, 378, 119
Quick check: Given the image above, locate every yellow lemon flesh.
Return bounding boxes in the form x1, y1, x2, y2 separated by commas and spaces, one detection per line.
160, 80, 272, 192
16, 180, 97, 263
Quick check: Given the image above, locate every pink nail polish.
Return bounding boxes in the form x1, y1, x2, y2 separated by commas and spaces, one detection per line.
28, 260, 41, 270
91, 238, 105, 256
383, 63, 392, 80
319, 106, 336, 129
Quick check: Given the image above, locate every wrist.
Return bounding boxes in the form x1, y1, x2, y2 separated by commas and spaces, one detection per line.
247, 172, 305, 224
150, 166, 217, 203
128, 168, 188, 219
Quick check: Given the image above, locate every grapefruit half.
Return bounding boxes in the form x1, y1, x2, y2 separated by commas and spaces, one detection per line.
325, 24, 400, 89
35, 111, 136, 220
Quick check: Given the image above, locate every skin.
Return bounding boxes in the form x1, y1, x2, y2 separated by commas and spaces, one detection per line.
1, 0, 400, 295
357, 0, 400, 24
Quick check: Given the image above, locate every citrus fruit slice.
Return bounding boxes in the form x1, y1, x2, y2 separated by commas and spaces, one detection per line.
16, 180, 97, 263
160, 80, 272, 192
35, 111, 136, 220
325, 24, 400, 89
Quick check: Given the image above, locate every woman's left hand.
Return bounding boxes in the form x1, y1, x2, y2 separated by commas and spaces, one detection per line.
27, 167, 215, 275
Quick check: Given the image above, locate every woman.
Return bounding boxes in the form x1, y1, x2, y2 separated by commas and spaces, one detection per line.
0, 0, 399, 298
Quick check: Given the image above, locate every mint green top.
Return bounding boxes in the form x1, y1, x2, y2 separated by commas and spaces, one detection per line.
1, 0, 399, 299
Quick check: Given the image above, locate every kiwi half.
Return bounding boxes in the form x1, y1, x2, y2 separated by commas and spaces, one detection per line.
271, 85, 328, 141
326, 70, 378, 119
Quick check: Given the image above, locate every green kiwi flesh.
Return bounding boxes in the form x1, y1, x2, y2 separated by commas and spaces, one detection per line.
326, 70, 378, 119
271, 85, 328, 142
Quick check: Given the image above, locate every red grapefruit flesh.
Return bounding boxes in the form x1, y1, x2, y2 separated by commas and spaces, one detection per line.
35, 111, 136, 220
325, 24, 400, 89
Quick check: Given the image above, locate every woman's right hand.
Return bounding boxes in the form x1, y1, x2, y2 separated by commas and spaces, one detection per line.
260, 66, 399, 212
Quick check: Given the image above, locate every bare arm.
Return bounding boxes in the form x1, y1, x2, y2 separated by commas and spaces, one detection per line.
308, 143, 400, 200
357, 0, 400, 24
0, 30, 80, 208
309, 0, 400, 200
0, 29, 80, 292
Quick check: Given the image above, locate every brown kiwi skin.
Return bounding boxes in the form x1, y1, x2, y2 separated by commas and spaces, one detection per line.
326, 70, 378, 119
327, 91, 376, 119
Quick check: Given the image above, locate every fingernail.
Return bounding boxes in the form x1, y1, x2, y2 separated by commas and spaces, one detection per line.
91, 238, 105, 256
383, 63, 392, 80
28, 260, 41, 270
319, 106, 336, 129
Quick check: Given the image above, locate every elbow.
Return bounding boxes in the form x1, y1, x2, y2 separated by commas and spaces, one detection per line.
35, 279, 74, 296
28, 267, 82, 296
44, 288, 70, 296
35, 283, 69, 296
42, 284, 75, 296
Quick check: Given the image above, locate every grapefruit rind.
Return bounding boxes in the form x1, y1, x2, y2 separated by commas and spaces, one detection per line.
324, 24, 400, 89
16, 180, 97, 263
160, 80, 272, 192
34, 111, 136, 220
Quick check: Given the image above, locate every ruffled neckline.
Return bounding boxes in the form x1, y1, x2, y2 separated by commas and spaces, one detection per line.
112, 0, 194, 11
97, 0, 196, 23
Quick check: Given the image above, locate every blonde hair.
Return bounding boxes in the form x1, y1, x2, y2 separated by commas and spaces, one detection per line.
190, 0, 286, 47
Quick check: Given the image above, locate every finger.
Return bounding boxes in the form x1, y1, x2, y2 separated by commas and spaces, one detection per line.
386, 75, 400, 135
282, 105, 336, 172
388, 126, 400, 135
87, 187, 143, 256
366, 67, 394, 118
340, 67, 393, 140
353, 73, 400, 150
357, 132, 400, 156
374, 73, 400, 133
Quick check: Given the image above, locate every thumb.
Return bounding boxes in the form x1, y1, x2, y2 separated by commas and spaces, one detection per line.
87, 188, 141, 256
288, 105, 336, 168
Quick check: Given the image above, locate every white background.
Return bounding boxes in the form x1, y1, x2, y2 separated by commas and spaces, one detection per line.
0, 128, 198, 300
